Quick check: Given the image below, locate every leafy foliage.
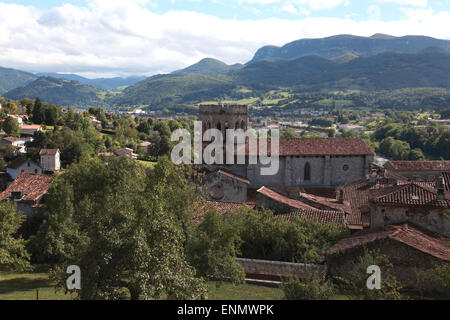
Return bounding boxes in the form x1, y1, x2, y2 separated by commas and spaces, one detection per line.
0, 202, 31, 272
282, 276, 335, 300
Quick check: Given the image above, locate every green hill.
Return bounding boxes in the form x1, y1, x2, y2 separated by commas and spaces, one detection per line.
0, 67, 37, 94
173, 58, 243, 75
249, 34, 450, 64
5, 76, 107, 107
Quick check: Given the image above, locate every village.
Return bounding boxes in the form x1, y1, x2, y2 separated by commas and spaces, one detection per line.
0, 100, 448, 300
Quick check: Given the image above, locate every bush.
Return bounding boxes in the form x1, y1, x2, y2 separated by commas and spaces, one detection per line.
414, 263, 450, 299
282, 276, 335, 300
334, 249, 403, 300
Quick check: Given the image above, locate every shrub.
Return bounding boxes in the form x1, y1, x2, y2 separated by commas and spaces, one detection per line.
282, 276, 335, 300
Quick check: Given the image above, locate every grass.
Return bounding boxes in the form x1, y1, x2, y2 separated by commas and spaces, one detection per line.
207, 282, 284, 300
0, 272, 73, 300
138, 160, 157, 169
0, 272, 284, 300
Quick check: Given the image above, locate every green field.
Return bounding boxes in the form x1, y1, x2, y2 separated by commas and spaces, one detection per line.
0, 272, 284, 300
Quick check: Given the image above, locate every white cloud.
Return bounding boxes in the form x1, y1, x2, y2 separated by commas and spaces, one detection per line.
0, 1, 449, 78
280, 4, 298, 14
376, 0, 428, 7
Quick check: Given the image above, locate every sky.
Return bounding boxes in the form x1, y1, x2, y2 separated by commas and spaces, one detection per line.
0, 0, 449, 78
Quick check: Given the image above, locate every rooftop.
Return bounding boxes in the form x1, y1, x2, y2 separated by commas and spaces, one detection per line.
241, 138, 373, 156
40, 149, 60, 156
325, 224, 450, 261
385, 160, 450, 172
280, 208, 347, 226
256, 186, 317, 210
0, 173, 52, 202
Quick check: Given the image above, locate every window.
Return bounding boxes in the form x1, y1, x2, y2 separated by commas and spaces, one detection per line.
304, 162, 311, 181
343, 164, 349, 171
217, 122, 222, 131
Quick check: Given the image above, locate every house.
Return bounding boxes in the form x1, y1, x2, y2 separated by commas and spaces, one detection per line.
40, 149, 61, 172
384, 160, 450, 181
20, 124, 43, 135
137, 141, 152, 154
368, 173, 450, 236
0, 173, 53, 216
0, 136, 33, 154
204, 169, 250, 203
6, 159, 42, 180
325, 224, 450, 287
114, 148, 137, 159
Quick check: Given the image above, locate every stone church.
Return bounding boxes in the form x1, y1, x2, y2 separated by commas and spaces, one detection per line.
199, 104, 374, 202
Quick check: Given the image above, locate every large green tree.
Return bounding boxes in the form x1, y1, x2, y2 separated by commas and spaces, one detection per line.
0, 202, 31, 271
33, 156, 206, 300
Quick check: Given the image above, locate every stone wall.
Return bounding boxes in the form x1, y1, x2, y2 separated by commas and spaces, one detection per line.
204, 171, 248, 203
237, 258, 326, 282
371, 204, 450, 236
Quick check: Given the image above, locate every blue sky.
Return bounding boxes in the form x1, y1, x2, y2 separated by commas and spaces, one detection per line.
0, 0, 449, 77
2, 0, 448, 21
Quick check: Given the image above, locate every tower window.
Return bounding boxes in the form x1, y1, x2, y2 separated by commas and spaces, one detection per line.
304, 162, 311, 181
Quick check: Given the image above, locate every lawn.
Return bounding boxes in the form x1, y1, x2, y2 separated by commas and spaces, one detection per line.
0, 272, 73, 300
207, 282, 284, 300
0, 272, 284, 300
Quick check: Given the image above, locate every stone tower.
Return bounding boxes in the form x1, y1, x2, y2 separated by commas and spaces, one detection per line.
199, 104, 248, 137
199, 104, 248, 173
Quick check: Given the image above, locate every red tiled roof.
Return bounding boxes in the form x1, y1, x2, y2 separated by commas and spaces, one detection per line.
21, 124, 42, 130
298, 191, 352, 214
40, 149, 59, 156
280, 208, 347, 226
192, 200, 255, 223
216, 170, 250, 185
0, 173, 52, 202
257, 187, 317, 210
372, 182, 450, 207
326, 224, 450, 261
240, 138, 373, 156
442, 172, 450, 192
2, 136, 18, 143
386, 160, 450, 172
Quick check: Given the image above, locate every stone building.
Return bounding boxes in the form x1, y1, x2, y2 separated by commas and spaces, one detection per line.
325, 224, 450, 287
369, 173, 450, 236
40, 149, 61, 172
199, 104, 374, 189
6, 159, 42, 180
0, 173, 52, 216
384, 160, 450, 181
203, 169, 249, 203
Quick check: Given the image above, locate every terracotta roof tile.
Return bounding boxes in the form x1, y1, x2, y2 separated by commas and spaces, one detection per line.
372, 183, 450, 208
386, 160, 450, 172
0, 173, 52, 202
40, 149, 59, 156
240, 138, 374, 156
256, 187, 317, 210
326, 224, 450, 261
192, 200, 255, 223
279, 208, 347, 226
216, 169, 250, 185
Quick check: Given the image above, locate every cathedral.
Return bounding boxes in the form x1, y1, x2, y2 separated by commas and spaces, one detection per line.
199, 104, 374, 195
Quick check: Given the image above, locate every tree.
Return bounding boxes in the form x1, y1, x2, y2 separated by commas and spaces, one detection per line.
2, 116, 20, 136
282, 276, 335, 300
0, 202, 31, 271
32, 98, 45, 124
186, 209, 245, 284
37, 157, 206, 300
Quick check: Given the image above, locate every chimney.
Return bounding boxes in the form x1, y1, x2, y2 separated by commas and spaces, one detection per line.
437, 176, 448, 200
337, 189, 344, 204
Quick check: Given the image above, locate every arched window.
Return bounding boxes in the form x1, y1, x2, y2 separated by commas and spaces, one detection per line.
304, 162, 311, 181
235, 121, 240, 129
241, 120, 246, 130
217, 122, 222, 131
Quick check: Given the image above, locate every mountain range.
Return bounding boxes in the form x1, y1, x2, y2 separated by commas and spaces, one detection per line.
3, 34, 450, 107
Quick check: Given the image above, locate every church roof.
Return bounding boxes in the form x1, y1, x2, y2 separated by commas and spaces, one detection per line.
241, 138, 373, 156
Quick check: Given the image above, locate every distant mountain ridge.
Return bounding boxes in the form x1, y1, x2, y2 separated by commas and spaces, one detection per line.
0, 67, 37, 94
36, 73, 146, 90
249, 34, 450, 64
5, 76, 107, 107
